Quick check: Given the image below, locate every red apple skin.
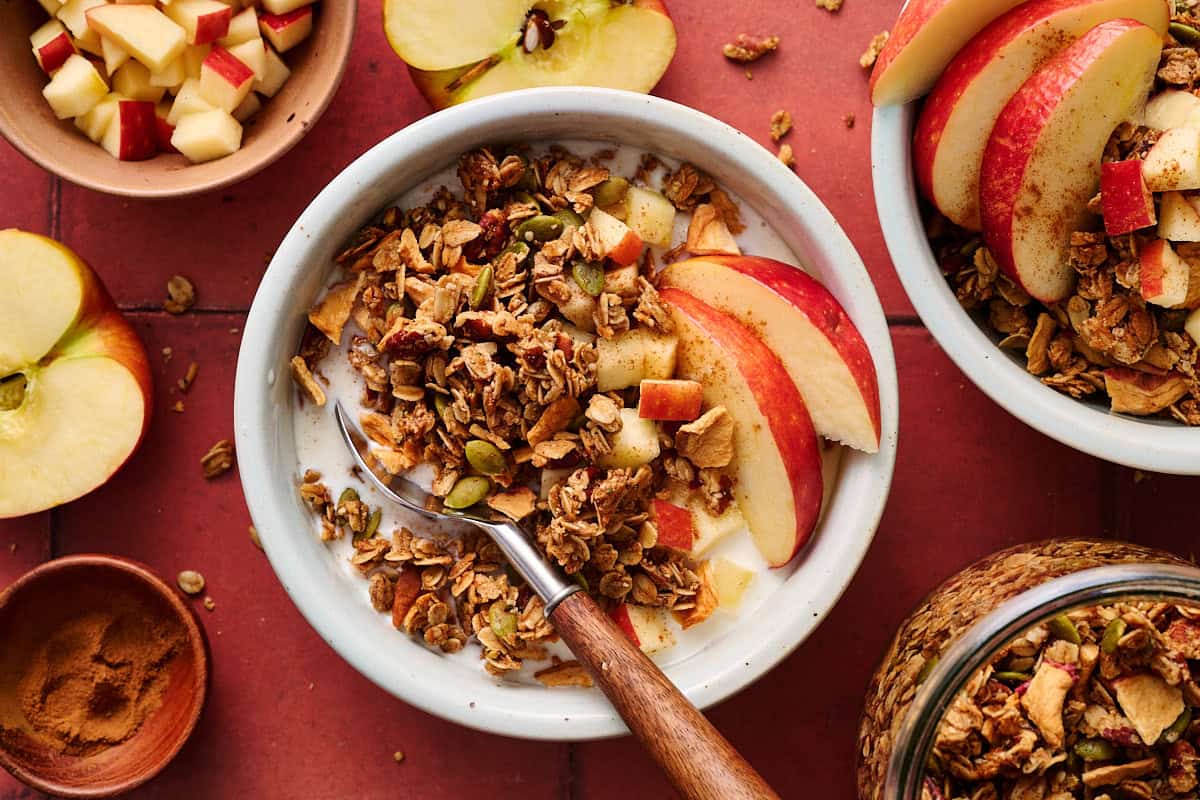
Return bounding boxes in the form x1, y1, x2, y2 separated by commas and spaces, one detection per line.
1102, 160, 1157, 235
608, 604, 641, 647
205, 45, 254, 86
664, 255, 882, 448
194, 6, 233, 45
651, 499, 696, 550
638, 379, 703, 421
36, 33, 76, 74
1140, 240, 1169, 299
115, 100, 158, 161
661, 287, 823, 565
260, 6, 313, 31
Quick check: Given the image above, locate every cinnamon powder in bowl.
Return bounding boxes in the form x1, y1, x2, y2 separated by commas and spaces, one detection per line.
0, 555, 208, 798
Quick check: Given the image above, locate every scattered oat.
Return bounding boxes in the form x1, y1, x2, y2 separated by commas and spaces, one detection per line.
392, 751, 405, 764
777, 143, 795, 168
201, 439, 235, 479
202, 596, 216, 612
172, 401, 185, 413
860, 31, 889, 69
722, 34, 779, 63
769, 110, 792, 142
177, 570, 205, 595
161, 347, 173, 363
177, 361, 199, 393
164, 275, 196, 314
249, 525, 263, 551
843, 113, 856, 129
816, 0, 842, 10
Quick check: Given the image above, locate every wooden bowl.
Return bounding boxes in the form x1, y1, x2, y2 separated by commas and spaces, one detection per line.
0, 2, 356, 198
0, 555, 209, 798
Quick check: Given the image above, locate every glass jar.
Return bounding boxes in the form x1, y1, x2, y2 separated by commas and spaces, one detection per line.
856, 538, 1200, 800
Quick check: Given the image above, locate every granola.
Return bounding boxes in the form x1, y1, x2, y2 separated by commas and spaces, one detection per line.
722, 34, 780, 63
930, 15, 1200, 426
293, 142, 784, 681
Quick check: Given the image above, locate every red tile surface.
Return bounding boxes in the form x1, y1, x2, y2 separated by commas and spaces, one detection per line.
1, 0, 1196, 798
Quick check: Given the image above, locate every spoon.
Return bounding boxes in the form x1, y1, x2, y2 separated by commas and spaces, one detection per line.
334, 403, 779, 800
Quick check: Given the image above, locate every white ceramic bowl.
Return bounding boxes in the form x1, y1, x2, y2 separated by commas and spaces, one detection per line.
873, 103, 1200, 475
235, 87, 898, 740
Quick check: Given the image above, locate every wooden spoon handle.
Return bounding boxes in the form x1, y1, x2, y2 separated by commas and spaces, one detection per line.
550, 591, 779, 800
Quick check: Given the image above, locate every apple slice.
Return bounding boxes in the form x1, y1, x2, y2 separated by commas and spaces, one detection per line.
608, 603, 674, 654
166, 77, 213, 124
980, 19, 1161, 303
112, 59, 165, 103
659, 256, 881, 453
595, 328, 677, 391
661, 288, 823, 566
710, 558, 754, 611
1158, 192, 1200, 242
227, 39, 266, 80
638, 379, 703, 421
595, 408, 660, 469
30, 20, 76, 75
584, 207, 643, 266
0, 231, 152, 519
254, 45, 291, 97
42, 54, 107, 119
198, 45, 254, 111
75, 92, 122, 142
170, 108, 242, 163
259, 7, 313, 53
402, 0, 676, 110
1140, 239, 1191, 308
164, 0, 232, 45
650, 499, 696, 550
914, 0, 1169, 231
868, 0, 1027, 107
1101, 159, 1156, 236
1143, 128, 1200, 192
218, 8, 258, 47
1144, 89, 1200, 131
86, 4, 187, 73
100, 99, 157, 161
623, 186, 676, 248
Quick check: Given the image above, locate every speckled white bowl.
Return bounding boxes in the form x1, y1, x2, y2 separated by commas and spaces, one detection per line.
872, 102, 1200, 475
235, 87, 898, 740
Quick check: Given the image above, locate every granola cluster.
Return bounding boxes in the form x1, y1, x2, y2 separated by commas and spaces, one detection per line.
934, 19, 1200, 426
294, 143, 749, 678
925, 601, 1200, 799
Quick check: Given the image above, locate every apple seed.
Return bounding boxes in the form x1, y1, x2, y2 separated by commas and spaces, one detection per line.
0, 374, 27, 411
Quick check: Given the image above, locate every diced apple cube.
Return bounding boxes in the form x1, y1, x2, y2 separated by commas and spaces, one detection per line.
259, 6, 312, 53
112, 59, 164, 102
100, 36, 129, 75
1144, 90, 1200, 132
170, 108, 242, 162
218, 7, 258, 46
75, 92, 122, 142
689, 495, 745, 555
1140, 239, 1191, 308
42, 54, 107, 119
99, 99, 157, 160
1159, 192, 1200, 243
623, 186, 676, 248
710, 558, 754, 611
165, 77, 212, 124
1101, 160, 1155, 236
38, 0, 65, 14
253, 44, 290, 97
153, 100, 176, 152
199, 45, 254, 111
1143, 128, 1200, 193
585, 206, 644, 266
56, 0, 106, 53
86, 4, 187, 73
596, 328, 678, 391
149, 56, 186, 89
227, 38, 266, 80
260, 0, 314, 14
602, 263, 640, 298
231, 91, 261, 122
650, 498, 696, 550
609, 603, 674, 654
30, 20, 76, 75
638, 379, 703, 421
165, 0, 232, 45
182, 43, 211, 79
596, 408, 660, 468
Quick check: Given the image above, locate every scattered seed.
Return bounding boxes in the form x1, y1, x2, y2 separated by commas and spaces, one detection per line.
172, 401, 185, 413
202, 596, 216, 612
443, 476, 491, 510
469, 265, 493, 310
571, 260, 605, 297
338, 487, 359, 505
177, 570, 205, 595
993, 671, 1033, 684
592, 177, 629, 209
1171, 21, 1200, 45
553, 208, 585, 229
464, 439, 506, 475
514, 214, 564, 243
1049, 614, 1081, 644
164, 275, 196, 314
1162, 707, 1193, 744
1101, 618, 1127, 654
392, 751, 405, 764
1073, 738, 1117, 761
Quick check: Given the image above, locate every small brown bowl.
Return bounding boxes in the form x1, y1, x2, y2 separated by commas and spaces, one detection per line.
0, 555, 209, 798
0, 2, 355, 198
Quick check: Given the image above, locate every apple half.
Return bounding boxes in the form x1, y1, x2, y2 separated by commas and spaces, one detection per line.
914, 0, 1169, 231
660, 288, 823, 567
393, 0, 677, 110
659, 256, 881, 453
0, 231, 152, 518
980, 19, 1161, 303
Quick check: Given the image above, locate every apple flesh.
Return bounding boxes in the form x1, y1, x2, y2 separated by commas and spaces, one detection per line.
219, 8, 258, 46
980, 19, 1161, 303
1101, 159, 1156, 235
101, 99, 157, 161
689, 495, 745, 555
650, 499, 696, 550
608, 603, 674, 654
594, 408, 660, 469
30, 20, 76, 74
166, 78, 213, 124
1144, 89, 1200, 131
199, 45, 254, 112
659, 256, 881, 453
113, 59, 165, 103
165, 0, 233, 45
623, 186, 676, 248
662, 288, 823, 566
1140, 239, 1191, 308
584, 207, 643, 266
101, 36, 130, 76
42, 53, 107, 119
259, 7, 313, 53
710, 558, 754, 611
869, 0, 1027, 107
75, 92, 122, 142
638, 379, 702, 421
171, 108, 242, 163
914, 0, 1169, 231
86, 4, 188, 73
1158, 192, 1200, 242
595, 328, 677, 392
0, 230, 152, 519
1143, 128, 1200, 192
254, 45, 291, 97
227, 39, 267, 81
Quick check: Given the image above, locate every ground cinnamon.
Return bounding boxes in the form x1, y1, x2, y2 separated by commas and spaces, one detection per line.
10, 595, 185, 756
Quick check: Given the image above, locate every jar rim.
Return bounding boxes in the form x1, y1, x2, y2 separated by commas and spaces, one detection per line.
885, 561, 1200, 799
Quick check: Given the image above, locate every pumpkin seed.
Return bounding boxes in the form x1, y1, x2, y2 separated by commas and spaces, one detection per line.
553, 208, 585, 229
1049, 614, 1081, 644
470, 265, 493, 309
593, 176, 629, 208
957, 237, 982, 258
1073, 738, 1116, 762
444, 476, 491, 509
434, 394, 451, 423
501, 241, 532, 265
512, 190, 539, 208
571, 260, 605, 297
1161, 707, 1193, 744
992, 671, 1032, 684
338, 488, 359, 506
356, 508, 382, 543
465, 439, 506, 475
1171, 21, 1200, 45
516, 164, 539, 192
1101, 618, 1127, 654
489, 601, 517, 639
515, 214, 564, 243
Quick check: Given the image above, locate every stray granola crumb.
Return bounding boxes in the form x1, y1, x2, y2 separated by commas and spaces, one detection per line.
178, 361, 199, 393
816, 0, 842, 10
723, 34, 780, 63
202, 596, 216, 612
164, 275, 196, 314
769, 110, 793, 142
843, 113, 856, 129
172, 401, 184, 413
177, 570, 205, 595
393, 751, 405, 764
744, 69, 753, 80
201, 439, 235, 479
290, 356, 327, 406
860, 31, 889, 69
249, 525, 263, 551
161, 346, 173, 363
777, 143, 795, 169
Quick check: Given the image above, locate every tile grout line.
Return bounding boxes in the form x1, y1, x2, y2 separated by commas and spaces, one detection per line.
564, 742, 576, 800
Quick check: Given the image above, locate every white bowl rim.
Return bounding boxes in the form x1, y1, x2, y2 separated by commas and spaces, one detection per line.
235, 86, 899, 740
872, 102, 1200, 475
